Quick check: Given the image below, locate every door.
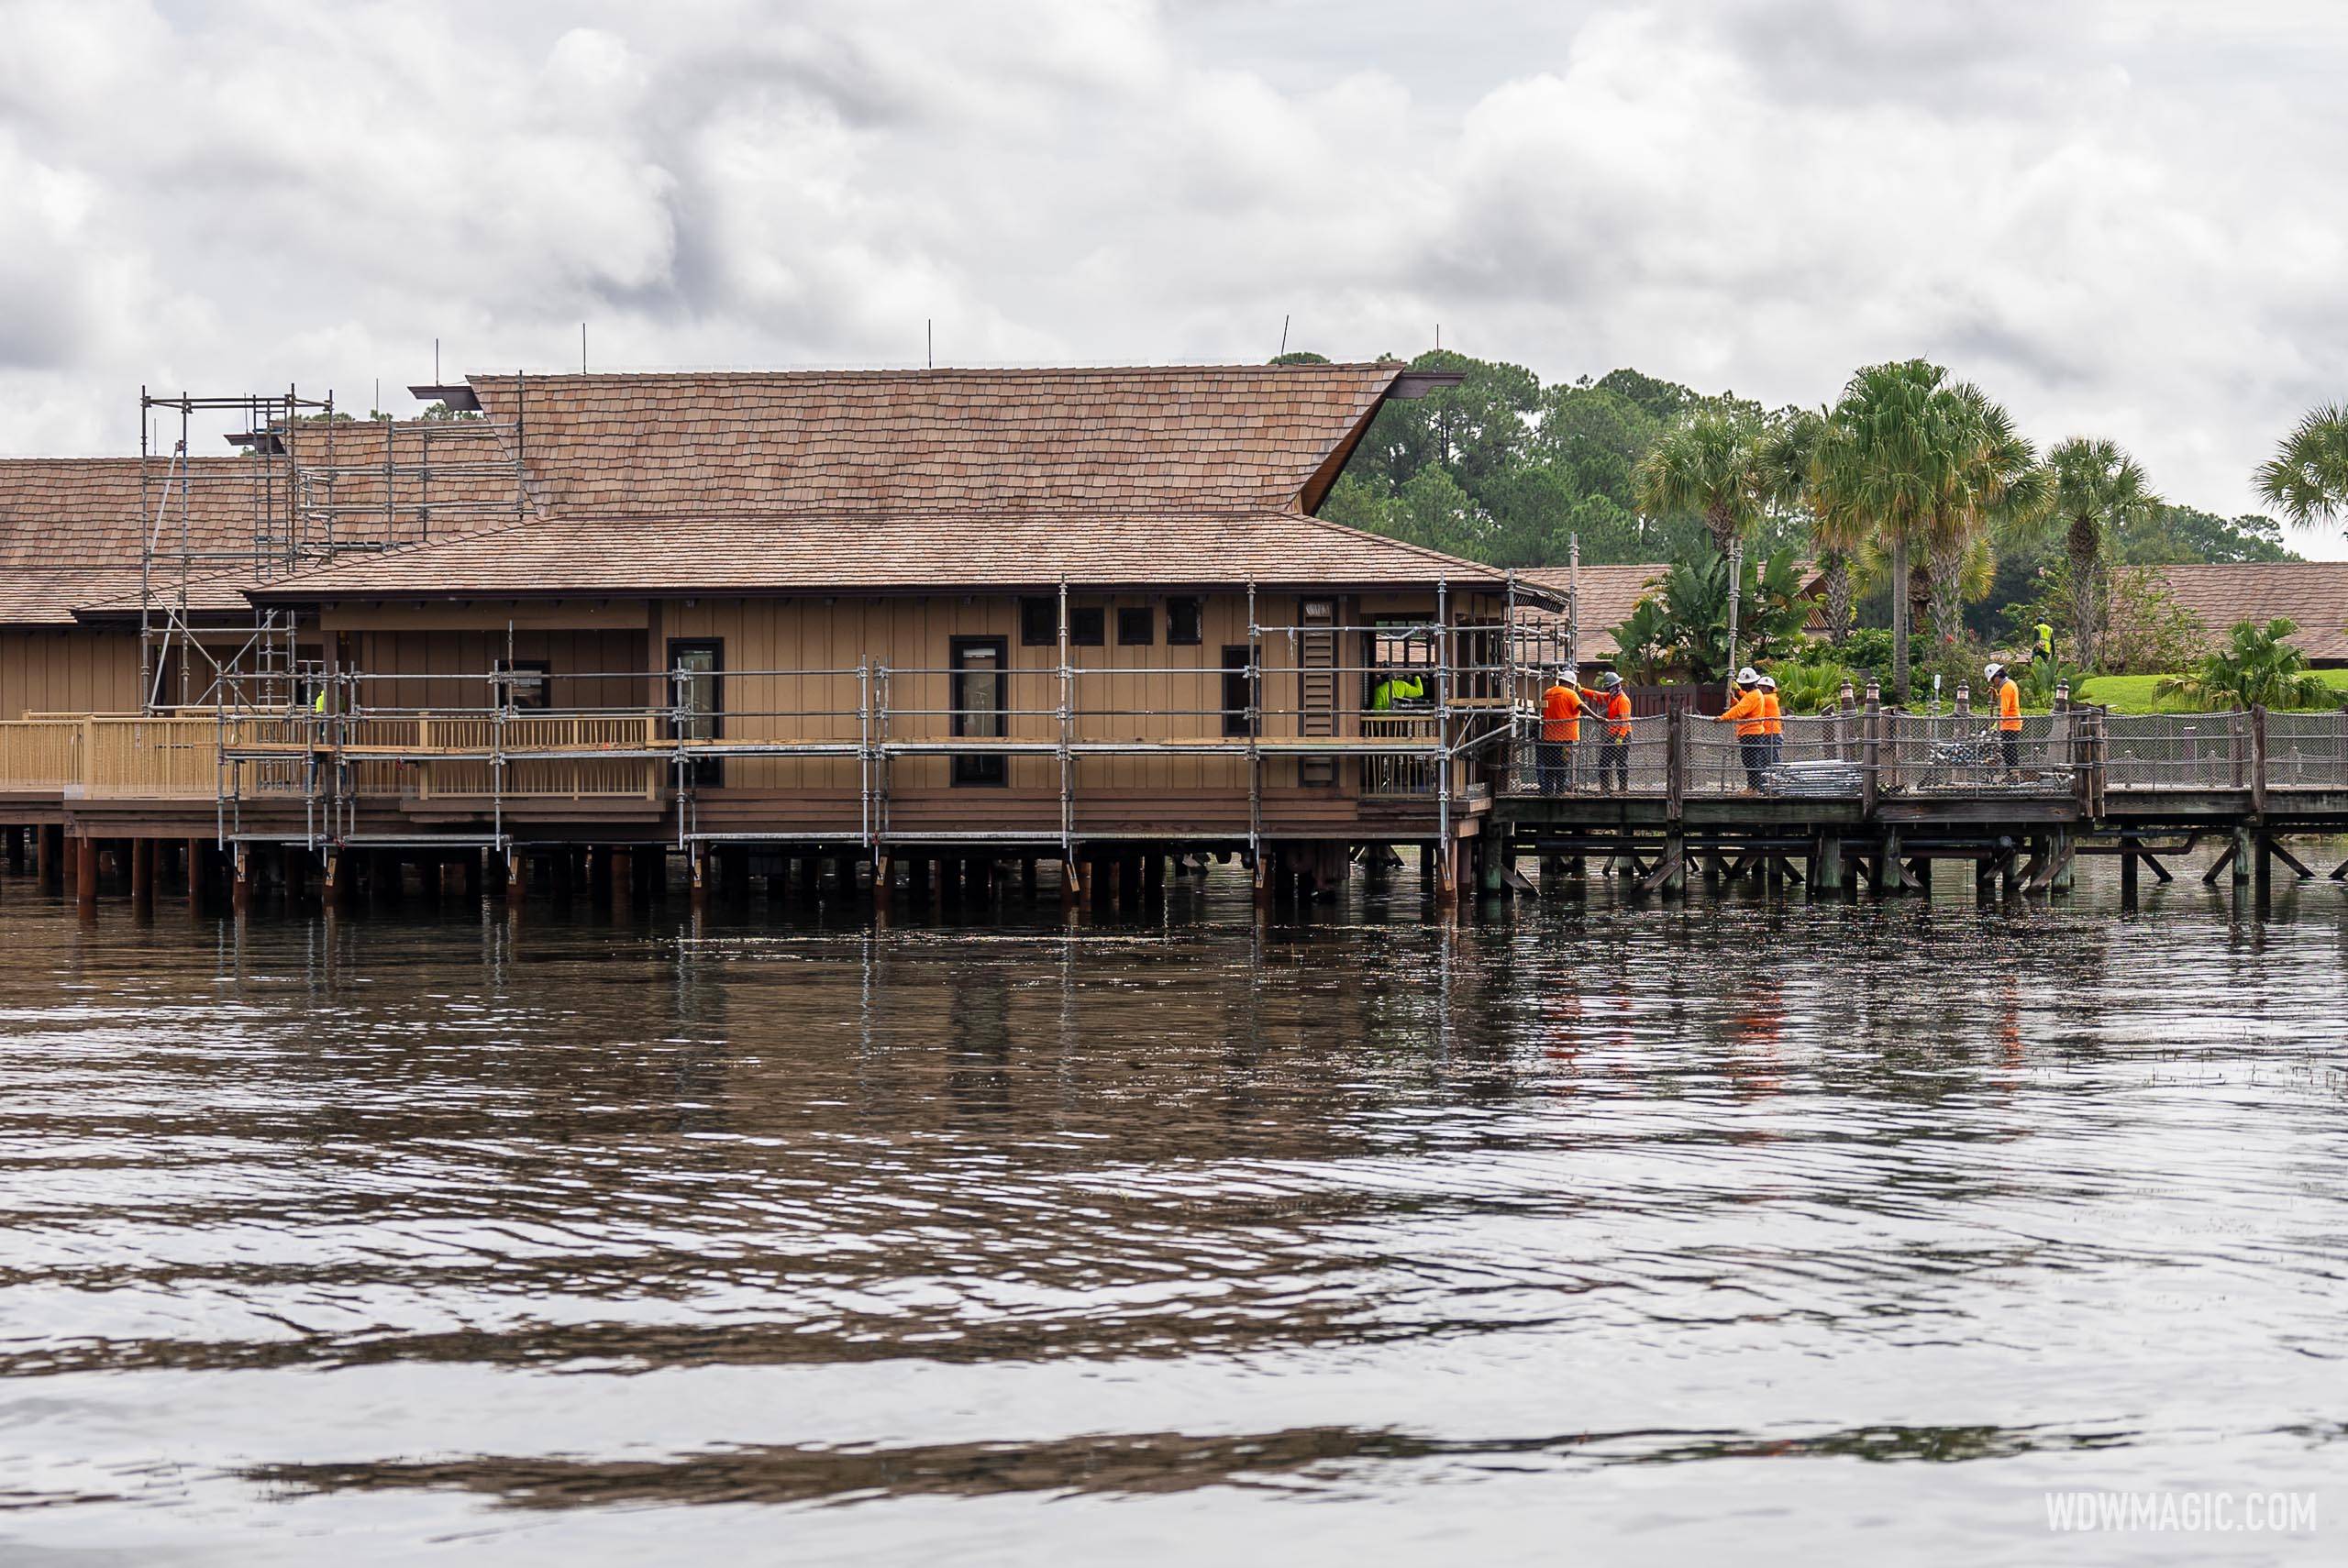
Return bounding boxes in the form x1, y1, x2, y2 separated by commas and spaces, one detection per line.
951, 636, 1008, 786
668, 638, 723, 788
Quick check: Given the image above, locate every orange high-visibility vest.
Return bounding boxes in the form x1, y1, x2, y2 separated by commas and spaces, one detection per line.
1542, 684, 1581, 743
1716, 689, 1767, 738
1585, 687, 1633, 740
1997, 679, 2022, 732
1759, 690, 1783, 735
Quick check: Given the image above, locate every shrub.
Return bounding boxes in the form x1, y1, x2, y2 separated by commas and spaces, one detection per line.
2154, 618, 2339, 711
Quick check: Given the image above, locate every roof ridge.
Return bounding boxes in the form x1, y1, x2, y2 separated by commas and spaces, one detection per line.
464, 361, 1405, 384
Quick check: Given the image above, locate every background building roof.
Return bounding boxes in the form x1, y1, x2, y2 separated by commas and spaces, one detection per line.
2154, 562, 2348, 664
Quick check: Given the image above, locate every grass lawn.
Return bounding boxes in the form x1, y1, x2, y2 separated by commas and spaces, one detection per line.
2077, 669, 2348, 713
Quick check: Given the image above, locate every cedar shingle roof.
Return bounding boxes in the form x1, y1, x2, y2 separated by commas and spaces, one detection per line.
1512, 564, 1668, 658
0, 458, 255, 626
2154, 562, 2348, 664
249, 509, 1511, 600
466, 364, 1400, 516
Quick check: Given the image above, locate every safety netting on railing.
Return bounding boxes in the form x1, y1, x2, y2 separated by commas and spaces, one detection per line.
1685, 712, 1865, 798
1500, 713, 1669, 797
1877, 711, 2079, 797
2101, 712, 2251, 792
2261, 711, 2348, 791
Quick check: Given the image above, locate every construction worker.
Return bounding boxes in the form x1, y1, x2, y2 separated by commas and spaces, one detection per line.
1756, 673, 1784, 767
2033, 621, 2056, 672
1538, 668, 1581, 794
1370, 668, 1426, 711
1713, 666, 1769, 790
1582, 670, 1633, 792
1987, 660, 2023, 775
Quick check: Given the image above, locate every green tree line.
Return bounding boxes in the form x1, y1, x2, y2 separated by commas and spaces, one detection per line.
1317, 348, 2312, 701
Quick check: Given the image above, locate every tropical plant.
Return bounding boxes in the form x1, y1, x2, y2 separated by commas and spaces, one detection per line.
1634, 407, 1768, 557
2254, 403, 2348, 534
1769, 657, 1852, 715
2154, 618, 2337, 711
2027, 436, 2159, 672
1921, 382, 2040, 661
1609, 546, 1810, 683
1808, 362, 1944, 703
1759, 406, 1864, 646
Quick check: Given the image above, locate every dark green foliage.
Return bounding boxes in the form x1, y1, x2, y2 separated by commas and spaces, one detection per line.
2116, 504, 2298, 564
2156, 618, 2337, 711
1610, 546, 1810, 683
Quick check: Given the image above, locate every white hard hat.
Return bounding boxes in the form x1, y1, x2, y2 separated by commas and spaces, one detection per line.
1982, 661, 2003, 681
1736, 666, 1759, 686
1757, 675, 1777, 690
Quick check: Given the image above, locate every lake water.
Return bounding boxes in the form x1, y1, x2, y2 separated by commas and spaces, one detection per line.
2, 851, 2343, 1564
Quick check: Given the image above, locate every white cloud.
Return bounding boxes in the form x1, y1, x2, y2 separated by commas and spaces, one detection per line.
0, 0, 2342, 553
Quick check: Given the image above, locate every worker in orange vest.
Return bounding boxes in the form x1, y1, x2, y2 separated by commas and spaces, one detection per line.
1987, 661, 2023, 775
1756, 673, 1784, 767
1538, 668, 1582, 794
1713, 666, 1769, 790
1581, 670, 1633, 792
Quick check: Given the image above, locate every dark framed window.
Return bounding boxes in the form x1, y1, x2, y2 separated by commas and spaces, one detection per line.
1168, 597, 1203, 646
493, 657, 551, 711
667, 639, 724, 788
1221, 646, 1258, 738
1117, 605, 1154, 646
1019, 596, 1057, 647
950, 635, 1009, 787
1069, 607, 1105, 647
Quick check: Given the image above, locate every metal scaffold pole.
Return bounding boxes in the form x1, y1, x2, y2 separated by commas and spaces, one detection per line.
1246, 580, 1262, 872
1435, 576, 1450, 859
1058, 579, 1074, 866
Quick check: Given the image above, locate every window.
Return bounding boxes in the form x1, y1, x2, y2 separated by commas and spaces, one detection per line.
950, 635, 1009, 787
492, 657, 551, 712
1019, 596, 1057, 647
668, 639, 723, 787
1117, 605, 1154, 646
1069, 606, 1105, 646
1168, 597, 1203, 646
1221, 646, 1257, 738
1364, 622, 1435, 713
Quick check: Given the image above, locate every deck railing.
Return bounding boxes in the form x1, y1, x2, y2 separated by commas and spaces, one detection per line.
6, 690, 2344, 813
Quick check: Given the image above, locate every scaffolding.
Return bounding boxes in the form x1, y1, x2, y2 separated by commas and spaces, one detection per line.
137, 382, 530, 715
202, 596, 1545, 864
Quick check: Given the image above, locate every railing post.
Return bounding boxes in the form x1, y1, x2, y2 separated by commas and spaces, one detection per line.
2250, 705, 2267, 816
1861, 679, 1881, 818
1666, 707, 1684, 822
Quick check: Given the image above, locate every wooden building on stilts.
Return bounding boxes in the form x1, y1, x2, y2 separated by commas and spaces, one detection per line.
0, 361, 1556, 915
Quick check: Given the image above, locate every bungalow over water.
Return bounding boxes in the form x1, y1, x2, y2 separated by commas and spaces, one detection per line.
0, 362, 1552, 911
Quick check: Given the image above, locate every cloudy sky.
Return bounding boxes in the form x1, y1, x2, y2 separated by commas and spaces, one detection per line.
3, 0, 2343, 554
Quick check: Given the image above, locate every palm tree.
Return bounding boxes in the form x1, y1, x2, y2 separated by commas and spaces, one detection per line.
1809, 361, 1956, 702
2033, 436, 2159, 673
2255, 403, 2348, 533
1634, 408, 1766, 558
1760, 406, 1866, 646
1921, 383, 2039, 659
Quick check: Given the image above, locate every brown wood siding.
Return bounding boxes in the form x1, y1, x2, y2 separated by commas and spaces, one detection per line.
0, 629, 143, 720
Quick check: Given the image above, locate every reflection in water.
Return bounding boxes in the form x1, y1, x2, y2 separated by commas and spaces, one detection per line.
0, 853, 2343, 1563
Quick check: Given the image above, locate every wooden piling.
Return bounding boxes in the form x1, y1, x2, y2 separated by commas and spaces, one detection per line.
73, 834, 97, 917
130, 837, 155, 912
607, 847, 632, 916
